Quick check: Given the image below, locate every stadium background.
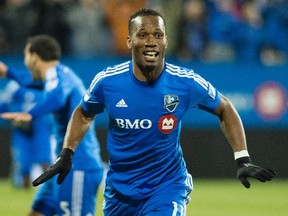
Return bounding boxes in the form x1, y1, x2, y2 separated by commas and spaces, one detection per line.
0, 56, 287, 178
0, 1, 287, 215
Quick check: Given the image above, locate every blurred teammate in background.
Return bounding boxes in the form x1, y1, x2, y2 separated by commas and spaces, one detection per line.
0, 79, 52, 188
0, 35, 103, 216
3, 8, 276, 216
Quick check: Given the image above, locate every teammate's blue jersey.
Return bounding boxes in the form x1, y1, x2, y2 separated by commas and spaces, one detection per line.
0, 80, 51, 159
0, 81, 52, 182
81, 61, 221, 199
8, 64, 103, 170
0, 81, 52, 143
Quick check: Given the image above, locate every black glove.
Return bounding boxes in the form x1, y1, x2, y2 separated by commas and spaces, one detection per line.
32, 148, 74, 186
236, 156, 276, 189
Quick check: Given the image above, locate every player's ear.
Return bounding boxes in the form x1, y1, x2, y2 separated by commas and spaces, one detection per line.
127, 36, 132, 49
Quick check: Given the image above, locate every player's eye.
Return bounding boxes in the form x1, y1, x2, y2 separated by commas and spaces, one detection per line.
138, 33, 147, 39
155, 33, 164, 39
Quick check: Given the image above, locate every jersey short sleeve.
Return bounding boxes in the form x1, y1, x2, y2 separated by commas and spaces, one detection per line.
81, 71, 105, 114
189, 72, 221, 113
165, 63, 221, 113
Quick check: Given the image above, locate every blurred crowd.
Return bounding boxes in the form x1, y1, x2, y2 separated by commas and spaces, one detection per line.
0, 0, 287, 65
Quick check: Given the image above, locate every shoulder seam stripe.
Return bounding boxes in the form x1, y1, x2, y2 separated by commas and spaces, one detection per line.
89, 61, 130, 90
90, 68, 129, 90
166, 66, 209, 90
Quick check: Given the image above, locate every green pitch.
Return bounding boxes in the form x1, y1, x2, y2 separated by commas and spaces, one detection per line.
0, 178, 287, 216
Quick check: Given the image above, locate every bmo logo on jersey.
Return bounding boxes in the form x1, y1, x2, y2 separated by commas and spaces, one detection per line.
115, 118, 152, 129
158, 114, 178, 134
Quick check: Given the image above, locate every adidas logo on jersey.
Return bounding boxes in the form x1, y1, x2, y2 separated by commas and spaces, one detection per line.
116, 99, 128, 107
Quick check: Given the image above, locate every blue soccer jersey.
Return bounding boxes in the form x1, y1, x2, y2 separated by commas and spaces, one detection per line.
7, 64, 103, 215
81, 61, 221, 199
23, 64, 103, 170
0, 81, 52, 186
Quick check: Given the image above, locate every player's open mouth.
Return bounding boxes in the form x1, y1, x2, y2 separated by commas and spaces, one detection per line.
143, 51, 159, 61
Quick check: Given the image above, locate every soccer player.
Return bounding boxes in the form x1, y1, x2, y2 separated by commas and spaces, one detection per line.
0, 80, 52, 188
7, 8, 276, 216
0, 35, 103, 216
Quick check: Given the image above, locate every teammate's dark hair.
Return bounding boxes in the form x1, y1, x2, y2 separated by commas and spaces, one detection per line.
128, 8, 166, 35
26, 35, 61, 61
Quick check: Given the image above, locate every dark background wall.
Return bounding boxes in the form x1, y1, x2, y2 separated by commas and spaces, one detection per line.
0, 127, 286, 178
0, 127, 12, 177
95, 128, 287, 178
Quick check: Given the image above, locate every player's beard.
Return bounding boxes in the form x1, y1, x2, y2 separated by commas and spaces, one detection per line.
135, 59, 164, 82
138, 63, 155, 75
139, 64, 158, 83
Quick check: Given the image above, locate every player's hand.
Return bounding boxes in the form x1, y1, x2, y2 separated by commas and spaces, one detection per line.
0, 61, 8, 77
32, 148, 74, 186
0, 112, 32, 127
236, 157, 276, 188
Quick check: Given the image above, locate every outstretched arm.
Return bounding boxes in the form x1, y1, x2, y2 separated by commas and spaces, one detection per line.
0, 61, 33, 85
213, 95, 275, 188
32, 104, 96, 186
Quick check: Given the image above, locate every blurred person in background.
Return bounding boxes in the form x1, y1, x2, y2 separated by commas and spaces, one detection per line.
260, 0, 288, 65
2, 0, 36, 55
232, 0, 267, 63
30, 0, 71, 55
205, 0, 240, 62
0, 78, 53, 188
65, 0, 113, 57
175, 0, 208, 61
0, 34, 103, 216
0, 0, 11, 54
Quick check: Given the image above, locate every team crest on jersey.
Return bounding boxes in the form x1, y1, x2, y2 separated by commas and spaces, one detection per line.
164, 94, 179, 112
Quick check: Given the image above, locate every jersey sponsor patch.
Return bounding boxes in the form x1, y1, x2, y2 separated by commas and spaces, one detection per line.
164, 94, 179, 112
158, 114, 177, 134
115, 118, 152, 129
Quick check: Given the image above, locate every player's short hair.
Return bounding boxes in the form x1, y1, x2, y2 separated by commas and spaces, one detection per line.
26, 35, 61, 61
128, 8, 166, 35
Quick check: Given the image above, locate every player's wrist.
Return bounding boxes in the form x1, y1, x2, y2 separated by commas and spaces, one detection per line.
235, 156, 251, 168
234, 150, 251, 168
234, 150, 249, 160
59, 148, 74, 158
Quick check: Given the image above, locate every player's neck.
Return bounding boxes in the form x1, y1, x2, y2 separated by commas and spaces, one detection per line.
40, 60, 59, 78
133, 63, 164, 82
